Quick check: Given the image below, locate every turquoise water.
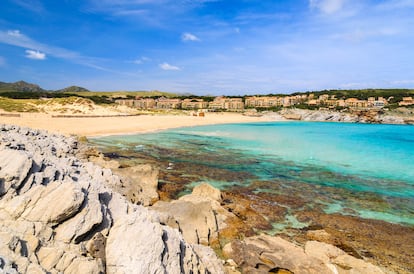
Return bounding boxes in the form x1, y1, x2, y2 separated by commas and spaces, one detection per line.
91, 122, 414, 226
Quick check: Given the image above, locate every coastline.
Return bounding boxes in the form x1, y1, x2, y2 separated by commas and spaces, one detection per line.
0, 112, 275, 137
1, 121, 413, 273
0, 107, 412, 137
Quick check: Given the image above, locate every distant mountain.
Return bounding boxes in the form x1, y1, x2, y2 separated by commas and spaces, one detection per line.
55, 86, 90, 93
0, 81, 46, 93
0, 81, 91, 94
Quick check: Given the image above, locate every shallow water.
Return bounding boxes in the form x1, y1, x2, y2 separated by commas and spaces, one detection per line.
90, 121, 414, 226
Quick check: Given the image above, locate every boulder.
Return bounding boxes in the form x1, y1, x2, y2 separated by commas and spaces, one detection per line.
63, 257, 104, 274
191, 183, 222, 201
153, 200, 218, 245
0, 181, 85, 224
114, 164, 159, 206
306, 229, 336, 245
54, 190, 105, 243
106, 208, 224, 274
223, 234, 333, 274
305, 241, 384, 274
223, 234, 385, 274
152, 184, 231, 246
0, 125, 225, 274
0, 149, 33, 196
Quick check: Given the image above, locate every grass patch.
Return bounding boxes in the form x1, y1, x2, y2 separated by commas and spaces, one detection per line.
0, 97, 39, 112
68, 90, 179, 98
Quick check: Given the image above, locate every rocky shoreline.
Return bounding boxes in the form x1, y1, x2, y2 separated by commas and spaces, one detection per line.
0, 125, 222, 273
1, 124, 411, 273
273, 108, 414, 125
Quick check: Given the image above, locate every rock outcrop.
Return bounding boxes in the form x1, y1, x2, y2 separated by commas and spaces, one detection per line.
152, 183, 233, 247
112, 164, 160, 206
0, 124, 224, 274
0, 124, 389, 274
222, 234, 384, 274
278, 108, 407, 124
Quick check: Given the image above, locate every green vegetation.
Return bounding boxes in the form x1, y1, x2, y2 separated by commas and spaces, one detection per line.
72, 90, 179, 99
1, 80, 413, 113
0, 80, 44, 93
0, 97, 39, 112
294, 103, 319, 110
293, 89, 414, 103
255, 106, 283, 112
0, 81, 179, 105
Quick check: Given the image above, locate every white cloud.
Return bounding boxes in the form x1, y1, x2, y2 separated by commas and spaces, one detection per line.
310, 0, 345, 14
159, 62, 180, 70
181, 32, 200, 42
25, 49, 46, 60
7, 30, 22, 37
0, 29, 106, 70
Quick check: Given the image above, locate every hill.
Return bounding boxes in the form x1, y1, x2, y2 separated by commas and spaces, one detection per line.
0, 81, 179, 98
0, 81, 46, 93
55, 86, 90, 93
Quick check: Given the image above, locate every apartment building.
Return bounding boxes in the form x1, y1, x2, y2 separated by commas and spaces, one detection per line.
181, 99, 209, 109
399, 97, 414, 106
156, 97, 182, 109
133, 98, 156, 109
208, 97, 244, 110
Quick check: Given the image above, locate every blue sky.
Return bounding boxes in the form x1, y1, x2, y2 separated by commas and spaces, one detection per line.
0, 0, 413, 95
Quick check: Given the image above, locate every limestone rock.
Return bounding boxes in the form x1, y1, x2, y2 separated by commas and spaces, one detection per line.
224, 234, 385, 274
306, 229, 336, 245
223, 234, 332, 274
54, 191, 104, 243
64, 257, 104, 274
305, 241, 384, 274
106, 209, 224, 274
0, 148, 33, 196
26, 263, 46, 274
153, 184, 231, 246
0, 125, 225, 274
153, 200, 218, 245
37, 247, 64, 270
114, 164, 159, 206
191, 183, 222, 201
1, 181, 85, 224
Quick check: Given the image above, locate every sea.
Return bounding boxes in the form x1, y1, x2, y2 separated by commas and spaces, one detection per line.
90, 121, 414, 228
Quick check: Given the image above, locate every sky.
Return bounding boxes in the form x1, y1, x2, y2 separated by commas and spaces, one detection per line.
0, 0, 414, 95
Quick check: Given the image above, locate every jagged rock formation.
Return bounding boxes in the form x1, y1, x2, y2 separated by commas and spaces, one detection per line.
0, 124, 391, 274
0, 125, 224, 274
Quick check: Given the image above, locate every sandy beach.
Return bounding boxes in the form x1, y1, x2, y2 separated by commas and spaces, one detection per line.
0, 112, 274, 137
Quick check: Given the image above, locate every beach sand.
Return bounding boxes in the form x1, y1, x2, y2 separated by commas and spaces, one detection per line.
0, 112, 273, 137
